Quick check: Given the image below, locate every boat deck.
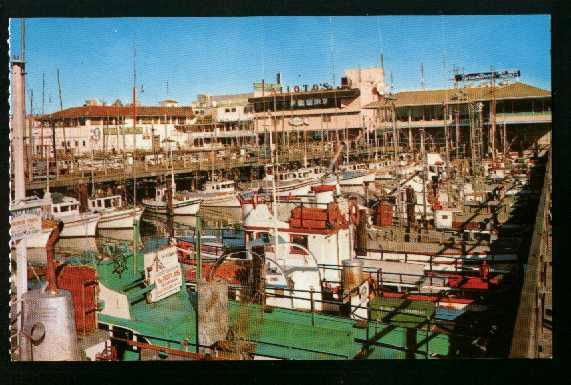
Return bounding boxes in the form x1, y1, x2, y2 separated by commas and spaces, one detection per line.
98, 289, 449, 360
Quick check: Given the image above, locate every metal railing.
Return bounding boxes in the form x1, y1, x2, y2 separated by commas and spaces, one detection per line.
509, 149, 551, 358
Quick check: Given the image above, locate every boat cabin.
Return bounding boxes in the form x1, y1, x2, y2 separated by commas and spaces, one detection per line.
50, 196, 81, 219
340, 163, 369, 172
88, 195, 123, 212
203, 180, 235, 194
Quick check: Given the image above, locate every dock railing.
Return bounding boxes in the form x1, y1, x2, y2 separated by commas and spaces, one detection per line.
509, 148, 551, 358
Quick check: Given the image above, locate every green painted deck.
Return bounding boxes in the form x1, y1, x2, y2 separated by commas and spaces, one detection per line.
98, 289, 449, 360
95, 244, 449, 360
369, 297, 436, 329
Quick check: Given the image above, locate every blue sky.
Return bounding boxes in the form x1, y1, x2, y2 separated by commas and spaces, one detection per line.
10, 16, 550, 113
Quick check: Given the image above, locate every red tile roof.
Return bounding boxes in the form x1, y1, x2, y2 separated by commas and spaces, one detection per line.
38, 105, 194, 121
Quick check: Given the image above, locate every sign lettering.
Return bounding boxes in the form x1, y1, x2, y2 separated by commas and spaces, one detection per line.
144, 246, 182, 302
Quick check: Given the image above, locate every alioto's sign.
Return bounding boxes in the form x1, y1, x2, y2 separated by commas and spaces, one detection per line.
144, 246, 182, 302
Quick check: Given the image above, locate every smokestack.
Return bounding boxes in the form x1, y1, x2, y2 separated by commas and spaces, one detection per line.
276, 72, 281, 85
11, 60, 26, 202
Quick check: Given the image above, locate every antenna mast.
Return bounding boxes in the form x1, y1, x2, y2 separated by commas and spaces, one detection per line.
20, 18, 25, 62
132, 35, 139, 270
56, 68, 68, 155
420, 63, 425, 90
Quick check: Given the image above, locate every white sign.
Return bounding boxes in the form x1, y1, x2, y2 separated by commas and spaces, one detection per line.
9, 213, 42, 242
144, 246, 182, 302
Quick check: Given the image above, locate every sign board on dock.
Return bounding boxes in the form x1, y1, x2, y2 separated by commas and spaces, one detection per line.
144, 246, 182, 302
9, 213, 42, 242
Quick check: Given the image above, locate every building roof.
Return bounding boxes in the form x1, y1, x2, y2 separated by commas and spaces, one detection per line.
211, 92, 253, 102
364, 82, 551, 109
38, 105, 194, 120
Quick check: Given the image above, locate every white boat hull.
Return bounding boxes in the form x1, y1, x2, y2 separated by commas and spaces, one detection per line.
98, 228, 139, 242
97, 207, 143, 229
261, 179, 316, 197
339, 174, 376, 186
60, 213, 100, 238
142, 198, 202, 215
202, 193, 241, 208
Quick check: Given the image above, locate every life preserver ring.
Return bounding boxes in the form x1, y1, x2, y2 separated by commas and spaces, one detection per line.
349, 200, 360, 224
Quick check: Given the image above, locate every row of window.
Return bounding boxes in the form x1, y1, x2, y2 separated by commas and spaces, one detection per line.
53, 204, 78, 213
54, 117, 187, 126
253, 96, 343, 113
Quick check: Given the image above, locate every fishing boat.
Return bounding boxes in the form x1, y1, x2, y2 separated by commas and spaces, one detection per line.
189, 179, 241, 208
47, 193, 100, 237
9, 196, 57, 248
338, 170, 375, 186
259, 167, 322, 197
142, 185, 202, 215
88, 194, 143, 230
142, 136, 202, 216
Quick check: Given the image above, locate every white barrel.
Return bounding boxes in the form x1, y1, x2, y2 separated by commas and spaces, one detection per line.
20, 289, 81, 361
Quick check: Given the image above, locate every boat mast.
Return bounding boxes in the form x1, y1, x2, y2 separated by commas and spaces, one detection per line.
268, 107, 279, 264
132, 36, 138, 269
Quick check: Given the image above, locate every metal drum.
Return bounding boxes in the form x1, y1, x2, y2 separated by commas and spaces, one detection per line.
20, 289, 81, 361
341, 259, 363, 294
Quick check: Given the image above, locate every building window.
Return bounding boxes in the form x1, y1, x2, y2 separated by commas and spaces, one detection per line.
61, 141, 65, 147
75, 140, 79, 147
225, 108, 230, 113
297, 99, 305, 107
83, 140, 86, 147
306, 98, 313, 106
231, 107, 236, 112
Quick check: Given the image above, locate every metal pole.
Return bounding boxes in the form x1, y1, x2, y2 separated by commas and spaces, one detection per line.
195, 216, 202, 281
11, 60, 26, 202
132, 38, 138, 271
194, 216, 201, 353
